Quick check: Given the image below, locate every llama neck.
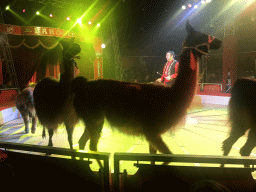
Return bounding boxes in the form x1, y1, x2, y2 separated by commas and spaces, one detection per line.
59, 58, 75, 90
171, 49, 199, 108
60, 58, 75, 83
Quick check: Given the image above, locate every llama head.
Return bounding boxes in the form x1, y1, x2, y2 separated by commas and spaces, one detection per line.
183, 20, 222, 57
62, 38, 81, 60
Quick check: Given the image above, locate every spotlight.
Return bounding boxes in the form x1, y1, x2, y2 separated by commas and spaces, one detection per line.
49, 14, 53, 17
182, 5, 186, 9
97, 23, 100, 27
101, 44, 106, 48
67, 16, 71, 21
6, 6, 10, 10
201, 0, 206, 4
77, 18, 82, 25
206, 0, 211, 2
36, 11, 40, 15
194, 5, 198, 8
88, 21, 92, 24
23, 9, 26, 12
188, 4, 192, 8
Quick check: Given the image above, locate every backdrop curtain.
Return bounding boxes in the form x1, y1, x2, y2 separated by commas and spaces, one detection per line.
0, 35, 63, 90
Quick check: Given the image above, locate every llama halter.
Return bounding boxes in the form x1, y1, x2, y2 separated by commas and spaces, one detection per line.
183, 35, 215, 55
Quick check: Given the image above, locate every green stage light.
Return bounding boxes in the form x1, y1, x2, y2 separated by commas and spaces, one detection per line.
77, 18, 82, 25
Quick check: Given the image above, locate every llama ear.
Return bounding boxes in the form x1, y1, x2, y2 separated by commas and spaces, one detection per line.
186, 20, 195, 34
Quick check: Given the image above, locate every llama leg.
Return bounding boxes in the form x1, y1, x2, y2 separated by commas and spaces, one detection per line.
240, 129, 256, 167
221, 124, 245, 167
65, 125, 76, 160
31, 116, 37, 134
65, 125, 74, 150
149, 144, 157, 165
240, 129, 256, 156
21, 113, 30, 133
46, 129, 54, 156
146, 135, 172, 154
78, 126, 91, 161
79, 127, 90, 150
79, 115, 104, 150
88, 121, 104, 170
48, 129, 53, 147
222, 121, 246, 156
42, 127, 46, 138
149, 144, 157, 154
146, 134, 172, 165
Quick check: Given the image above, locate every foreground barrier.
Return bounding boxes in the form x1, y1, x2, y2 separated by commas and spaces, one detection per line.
1, 142, 256, 191
114, 153, 256, 192
0, 142, 110, 192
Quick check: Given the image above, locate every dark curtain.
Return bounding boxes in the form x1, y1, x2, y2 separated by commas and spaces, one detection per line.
1, 35, 63, 90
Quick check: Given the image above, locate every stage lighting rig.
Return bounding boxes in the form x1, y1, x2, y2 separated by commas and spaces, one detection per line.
181, 0, 212, 10
37, 0, 47, 3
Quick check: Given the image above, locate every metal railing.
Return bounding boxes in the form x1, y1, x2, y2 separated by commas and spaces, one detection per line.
2, 142, 256, 192
114, 152, 256, 191
0, 141, 111, 191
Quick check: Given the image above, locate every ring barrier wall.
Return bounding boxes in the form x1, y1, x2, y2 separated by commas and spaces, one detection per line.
1, 142, 256, 191
114, 153, 256, 192
0, 141, 110, 192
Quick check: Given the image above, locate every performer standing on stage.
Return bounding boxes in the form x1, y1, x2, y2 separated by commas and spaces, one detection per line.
156, 51, 179, 86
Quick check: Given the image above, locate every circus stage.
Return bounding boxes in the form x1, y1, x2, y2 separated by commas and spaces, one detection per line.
1, 93, 256, 179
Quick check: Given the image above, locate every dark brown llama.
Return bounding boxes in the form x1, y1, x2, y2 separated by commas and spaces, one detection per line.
16, 83, 37, 134
71, 20, 221, 168
222, 77, 256, 164
33, 39, 81, 151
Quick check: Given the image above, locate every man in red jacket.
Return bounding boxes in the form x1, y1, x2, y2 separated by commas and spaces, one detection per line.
156, 51, 179, 86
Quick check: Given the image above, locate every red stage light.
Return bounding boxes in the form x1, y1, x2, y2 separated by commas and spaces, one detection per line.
23, 9, 25, 12
188, 4, 192, 8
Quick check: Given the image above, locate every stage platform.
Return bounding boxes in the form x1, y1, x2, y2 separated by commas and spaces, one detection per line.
0, 89, 231, 125
198, 92, 230, 105
2, 92, 256, 191
1, 94, 254, 175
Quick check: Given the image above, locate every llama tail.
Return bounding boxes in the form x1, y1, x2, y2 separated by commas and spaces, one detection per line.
42, 127, 46, 138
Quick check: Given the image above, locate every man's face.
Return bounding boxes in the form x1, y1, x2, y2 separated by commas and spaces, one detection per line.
166, 53, 173, 61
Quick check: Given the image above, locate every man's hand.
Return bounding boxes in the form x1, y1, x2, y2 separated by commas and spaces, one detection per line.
156, 78, 162, 82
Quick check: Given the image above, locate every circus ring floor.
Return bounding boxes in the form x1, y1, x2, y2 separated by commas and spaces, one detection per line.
1, 94, 256, 178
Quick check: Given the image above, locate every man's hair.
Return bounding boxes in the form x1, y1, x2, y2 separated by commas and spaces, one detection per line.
166, 51, 175, 58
